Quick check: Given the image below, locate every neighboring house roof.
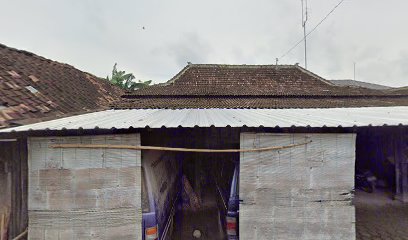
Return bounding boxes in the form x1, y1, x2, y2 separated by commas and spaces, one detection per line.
115, 64, 408, 109
329, 79, 392, 90
0, 43, 123, 128
387, 86, 408, 94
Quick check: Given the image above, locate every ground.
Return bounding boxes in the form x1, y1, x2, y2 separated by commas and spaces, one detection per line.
355, 189, 408, 240
172, 187, 226, 240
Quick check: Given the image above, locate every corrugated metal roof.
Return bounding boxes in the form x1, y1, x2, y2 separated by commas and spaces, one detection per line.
1, 107, 408, 133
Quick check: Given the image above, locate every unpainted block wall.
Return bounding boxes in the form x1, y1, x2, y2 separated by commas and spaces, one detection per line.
240, 133, 356, 240
27, 134, 142, 240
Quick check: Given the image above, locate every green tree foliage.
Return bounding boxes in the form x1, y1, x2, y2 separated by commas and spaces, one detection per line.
106, 63, 152, 90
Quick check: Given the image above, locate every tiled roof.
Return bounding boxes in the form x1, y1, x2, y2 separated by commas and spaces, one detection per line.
0, 43, 123, 128
116, 96, 408, 109
115, 64, 408, 109
329, 80, 392, 90
388, 87, 408, 94
125, 64, 383, 96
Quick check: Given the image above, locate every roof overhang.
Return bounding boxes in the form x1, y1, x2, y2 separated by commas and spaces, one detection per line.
1, 107, 408, 134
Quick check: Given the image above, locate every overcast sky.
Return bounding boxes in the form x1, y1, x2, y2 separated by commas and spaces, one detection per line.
1, 0, 407, 87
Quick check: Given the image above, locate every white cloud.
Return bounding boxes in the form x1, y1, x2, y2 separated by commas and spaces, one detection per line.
1, 0, 408, 86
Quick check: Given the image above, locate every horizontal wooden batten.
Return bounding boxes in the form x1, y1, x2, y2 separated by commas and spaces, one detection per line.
50, 140, 312, 153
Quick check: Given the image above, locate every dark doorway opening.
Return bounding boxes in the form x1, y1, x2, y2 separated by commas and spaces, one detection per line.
354, 127, 408, 240
141, 128, 240, 240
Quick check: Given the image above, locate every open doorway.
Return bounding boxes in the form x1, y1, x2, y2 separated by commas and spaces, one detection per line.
141, 128, 240, 240
354, 127, 408, 239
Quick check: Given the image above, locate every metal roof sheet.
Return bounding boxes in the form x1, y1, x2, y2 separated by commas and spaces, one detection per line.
1, 107, 408, 133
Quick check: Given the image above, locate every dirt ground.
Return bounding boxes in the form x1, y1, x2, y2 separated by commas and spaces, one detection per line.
171, 188, 408, 240
355, 189, 408, 240
172, 187, 226, 240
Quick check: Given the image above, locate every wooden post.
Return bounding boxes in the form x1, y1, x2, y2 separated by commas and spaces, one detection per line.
1, 210, 4, 240
395, 129, 408, 203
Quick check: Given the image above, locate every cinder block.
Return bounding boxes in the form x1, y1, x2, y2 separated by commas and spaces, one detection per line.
29, 190, 47, 210
60, 169, 74, 190
44, 229, 59, 240
30, 147, 46, 171
89, 168, 118, 189
72, 169, 90, 190
105, 149, 123, 168
29, 227, 45, 240
89, 227, 107, 240
122, 150, 139, 167
105, 224, 138, 240
62, 148, 77, 169
45, 147, 62, 169
75, 149, 92, 169
72, 227, 91, 240
59, 229, 74, 240
103, 188, 123, 209
120, 188, 140, 208
29, 170, 41, 192
74, 190, 98, 209
118, 167, 139, 187
47, 190, 75, 210
39, 169, 61, 191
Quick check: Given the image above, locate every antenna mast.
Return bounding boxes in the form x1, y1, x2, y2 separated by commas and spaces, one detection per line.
301, 0, 309, 69
354, 62, 356, 81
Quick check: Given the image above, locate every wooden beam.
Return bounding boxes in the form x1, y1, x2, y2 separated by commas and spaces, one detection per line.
0, 139, 17, 142
12, 228, 27, 240
50, 140, 312, 153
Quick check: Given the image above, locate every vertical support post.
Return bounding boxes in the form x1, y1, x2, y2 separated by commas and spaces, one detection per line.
1, 212, 4, 240
9, 139, 28, 239
195, 157, 202, 199
401, 163, 408, 202
400, 128, 408, 202
395, 128, 408, 203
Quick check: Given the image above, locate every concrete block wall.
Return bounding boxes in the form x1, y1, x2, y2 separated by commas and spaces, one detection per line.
27, 134, 142, 240
240, 133, 356, 240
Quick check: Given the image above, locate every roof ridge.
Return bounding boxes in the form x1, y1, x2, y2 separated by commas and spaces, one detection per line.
0, 43, 60, 65
165, 64, 192, 85
187, 63, 296, 67
0, 42, 103, 80
162, 63, 299, 86
122, 93, 408, 98
293, 65, 335, 86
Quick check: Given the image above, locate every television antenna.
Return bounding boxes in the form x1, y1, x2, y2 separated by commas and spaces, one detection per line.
278, 0, 345, 65
354, 62, 356, 81
301, 0, 309, 69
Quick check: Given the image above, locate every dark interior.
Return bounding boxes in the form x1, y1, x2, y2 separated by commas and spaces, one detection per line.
142, 128, 240, 240
355, 128, 397, 196
354, 127, 408, 239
